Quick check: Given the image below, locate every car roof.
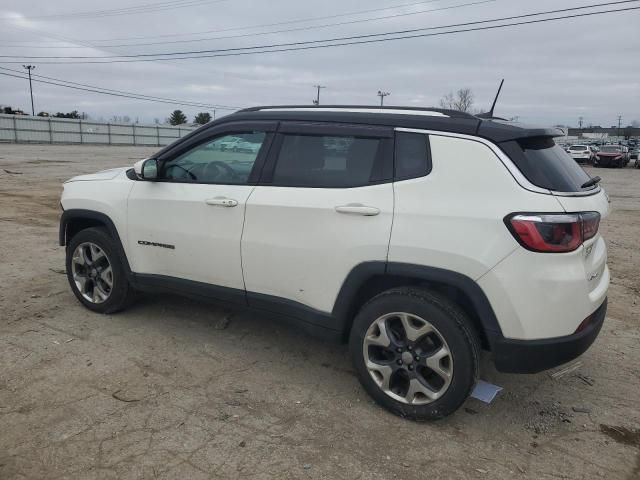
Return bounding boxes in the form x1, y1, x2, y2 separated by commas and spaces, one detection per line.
161, 106, 564, 158
226, 106, 563, 143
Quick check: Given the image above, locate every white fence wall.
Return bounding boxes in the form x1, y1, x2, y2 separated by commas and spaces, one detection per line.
0, 114, 196, 147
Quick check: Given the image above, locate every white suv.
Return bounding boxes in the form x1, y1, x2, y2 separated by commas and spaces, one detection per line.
568, 144, 595, 164
60, 106, 610, 420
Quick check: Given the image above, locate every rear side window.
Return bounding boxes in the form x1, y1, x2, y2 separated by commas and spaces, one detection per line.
271, 134, 384, 187
395, 131, 432, 180
500, 137, 593, 192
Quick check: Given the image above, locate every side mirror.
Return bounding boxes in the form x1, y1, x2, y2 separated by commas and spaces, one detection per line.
133, 158, 158, 180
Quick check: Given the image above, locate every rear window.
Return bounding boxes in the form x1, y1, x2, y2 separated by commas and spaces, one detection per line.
395, 131, 432, 180
569, 145, 587, 151
500, 137, 593, 193
600, 146, 622, 153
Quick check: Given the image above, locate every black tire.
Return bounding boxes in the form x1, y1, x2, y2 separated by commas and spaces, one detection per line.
65, 227, 134, 314
349, 287, 480, 421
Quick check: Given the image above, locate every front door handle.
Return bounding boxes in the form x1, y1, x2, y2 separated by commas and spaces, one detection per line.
205, 197, 238, 207
335, 203, 380, 216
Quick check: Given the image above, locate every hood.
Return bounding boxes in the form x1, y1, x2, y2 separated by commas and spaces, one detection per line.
597, 152, 622, 156
64, 166, 130, 183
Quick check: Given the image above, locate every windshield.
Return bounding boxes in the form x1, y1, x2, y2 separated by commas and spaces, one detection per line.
499, 137, 594, 192
600, 146, 621, 153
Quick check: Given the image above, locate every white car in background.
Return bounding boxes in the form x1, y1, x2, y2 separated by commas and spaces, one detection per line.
568, 144, 595, 164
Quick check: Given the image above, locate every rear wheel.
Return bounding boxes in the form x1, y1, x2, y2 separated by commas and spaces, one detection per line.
349, 287, 480, 421
66, 227, 134, 313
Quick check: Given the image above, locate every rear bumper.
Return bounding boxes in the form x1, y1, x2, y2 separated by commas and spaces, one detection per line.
491, 298, 607, 373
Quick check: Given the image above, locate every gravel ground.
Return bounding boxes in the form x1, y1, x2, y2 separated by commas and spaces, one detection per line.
0, 144, 639, 480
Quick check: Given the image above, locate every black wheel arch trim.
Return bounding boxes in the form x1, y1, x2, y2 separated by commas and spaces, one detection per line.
59, 209, 132, 274
332, 261, 504, 344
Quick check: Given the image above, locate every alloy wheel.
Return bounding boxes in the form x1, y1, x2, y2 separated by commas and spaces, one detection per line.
70, 242, 113, 304
362, 312, 453, 405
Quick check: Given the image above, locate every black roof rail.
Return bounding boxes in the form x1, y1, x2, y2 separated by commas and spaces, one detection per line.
236, 105, 478, 119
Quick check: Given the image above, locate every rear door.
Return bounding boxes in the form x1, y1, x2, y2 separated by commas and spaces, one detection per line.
241, 122, 394, 315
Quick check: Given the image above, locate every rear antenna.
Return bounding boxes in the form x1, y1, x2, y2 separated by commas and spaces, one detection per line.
488, 78, 504, 117
478, 79, 504, 119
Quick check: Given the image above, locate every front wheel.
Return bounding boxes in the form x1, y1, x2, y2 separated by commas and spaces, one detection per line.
349, 287, 480, 421
66, 227, 134, 314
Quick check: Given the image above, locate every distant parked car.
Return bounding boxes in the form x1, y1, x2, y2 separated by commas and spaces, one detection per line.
233, 139, 261, 153
595, 145, 627, 168
217, 136, 243, 151
568, 144, 595, 164
630, 145, 640, 161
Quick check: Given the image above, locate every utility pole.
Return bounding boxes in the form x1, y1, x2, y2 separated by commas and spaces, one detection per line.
617, 115, 622, 138
22, 65, 36, 116
578, 116, 583, 129
313, 85, 326, 105
377, 90, 390, 106
213, 109, 216, 121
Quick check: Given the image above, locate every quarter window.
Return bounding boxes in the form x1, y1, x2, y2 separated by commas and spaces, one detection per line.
395, 132, 432, 180
162, 132, 266, 184
271, 134, 383, 187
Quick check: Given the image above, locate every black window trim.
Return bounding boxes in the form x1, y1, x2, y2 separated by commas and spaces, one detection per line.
393, 130, 433, 181
257, 121, 394, 189
154, 120, 277, 186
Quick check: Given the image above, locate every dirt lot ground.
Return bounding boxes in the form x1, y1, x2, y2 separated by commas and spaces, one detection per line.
0, 144, 639, 480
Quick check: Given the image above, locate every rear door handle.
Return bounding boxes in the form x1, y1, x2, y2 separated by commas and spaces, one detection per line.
335, 203, 380, 216
205, 197, 238, 207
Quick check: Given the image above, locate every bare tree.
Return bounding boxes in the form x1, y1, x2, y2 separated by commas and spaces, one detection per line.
439, 88, 474, 113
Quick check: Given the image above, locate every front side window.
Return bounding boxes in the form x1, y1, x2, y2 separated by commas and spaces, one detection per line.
271, 134, 383, 187
162, 132, 266, 184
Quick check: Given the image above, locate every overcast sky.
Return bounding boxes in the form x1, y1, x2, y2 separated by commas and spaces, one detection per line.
1, 0, 638, 126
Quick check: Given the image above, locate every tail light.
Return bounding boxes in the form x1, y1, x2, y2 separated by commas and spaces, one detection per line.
506, 212, 600, 253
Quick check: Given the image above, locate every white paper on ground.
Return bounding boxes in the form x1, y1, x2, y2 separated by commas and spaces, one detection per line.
470, 380, 503, 403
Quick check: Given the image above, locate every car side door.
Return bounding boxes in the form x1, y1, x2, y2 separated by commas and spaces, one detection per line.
126, 121, 276, 300
241, 122, 394, 326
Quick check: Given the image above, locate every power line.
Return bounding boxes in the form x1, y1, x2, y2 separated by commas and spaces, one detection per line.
1, 0, 229, 21
0, 71, 240, 110
2, 1, 636, 61
1, 0, 496, 49
2, 0, 466, 46
0, 66, 239, 109
38, 0, 454, 42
